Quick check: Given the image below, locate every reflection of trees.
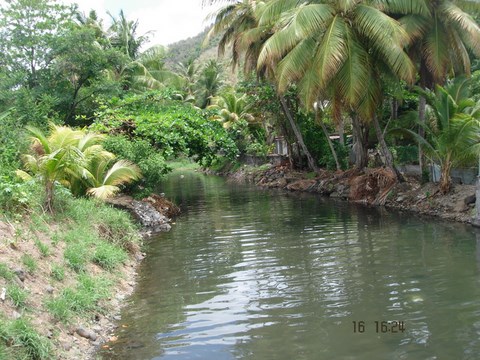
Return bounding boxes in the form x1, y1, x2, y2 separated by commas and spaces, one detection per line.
102, 172, 480, 359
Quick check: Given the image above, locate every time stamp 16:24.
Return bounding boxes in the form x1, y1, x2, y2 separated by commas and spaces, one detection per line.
352, 321, 406, 333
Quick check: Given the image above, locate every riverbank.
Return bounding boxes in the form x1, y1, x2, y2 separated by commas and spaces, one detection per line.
0, 189, 175, 359
216, 163, 477, 225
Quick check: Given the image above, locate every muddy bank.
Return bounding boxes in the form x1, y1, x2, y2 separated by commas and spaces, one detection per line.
221, 164, 478, 225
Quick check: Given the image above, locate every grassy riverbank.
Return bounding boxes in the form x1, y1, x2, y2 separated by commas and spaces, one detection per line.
0, 184, 142, 359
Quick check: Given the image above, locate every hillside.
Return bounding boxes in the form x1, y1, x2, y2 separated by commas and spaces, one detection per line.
164, 27, 220, 69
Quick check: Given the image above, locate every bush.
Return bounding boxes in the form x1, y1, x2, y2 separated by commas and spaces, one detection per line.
91, 91, 238, 167
103, 135, 170, 190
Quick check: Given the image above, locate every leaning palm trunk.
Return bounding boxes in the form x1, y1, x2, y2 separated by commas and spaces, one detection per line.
372, 114, 403, 181
315, 109, 341, 171
44, 180, 54, 213
279, 96, 318, 173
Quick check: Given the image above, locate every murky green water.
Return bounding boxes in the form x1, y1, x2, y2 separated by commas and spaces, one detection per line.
99, 172, 480, 360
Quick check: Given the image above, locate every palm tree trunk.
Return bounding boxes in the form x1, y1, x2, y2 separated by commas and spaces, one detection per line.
45, 180, 54, 213
372, 114, 403, 181
351, 115, 368, 169
278, 96, 318, 172
315, 109, 341, 171
475, 175, 480, 226
439, 160, 452, 194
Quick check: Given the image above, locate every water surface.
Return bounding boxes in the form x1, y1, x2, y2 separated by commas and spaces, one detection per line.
99, 172, 480, 360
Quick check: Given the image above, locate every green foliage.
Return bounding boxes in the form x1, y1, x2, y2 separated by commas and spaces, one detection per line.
0, 263, 14, 281
45, 274, 111, 323
7, 284, 28, 308
64, 243, 90, 273
21, 255, 37, 274
50, 264, 65, 282
300, 114, 348, 170
0, 317, 52, 360
34, 240, 50, 257
92, 91, 238, 167
92, 241, 127, 271
392, 146, 418, 165
103, 135, 170, 190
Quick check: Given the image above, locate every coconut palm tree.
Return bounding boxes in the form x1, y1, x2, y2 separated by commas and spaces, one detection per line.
208, 90, 256, 128
394, 0, 480, 170
256, 0, 415, 170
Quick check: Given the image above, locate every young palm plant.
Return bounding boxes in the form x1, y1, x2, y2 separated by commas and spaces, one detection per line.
18, 124, 142, 211
396, 77, 480, 194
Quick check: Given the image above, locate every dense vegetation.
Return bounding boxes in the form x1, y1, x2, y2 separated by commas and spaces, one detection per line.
1, 0, 480, 357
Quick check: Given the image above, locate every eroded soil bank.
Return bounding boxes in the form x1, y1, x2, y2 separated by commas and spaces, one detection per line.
221, 164, 478, 225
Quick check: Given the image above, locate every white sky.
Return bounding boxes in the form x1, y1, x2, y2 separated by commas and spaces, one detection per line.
61, 0, 221, 47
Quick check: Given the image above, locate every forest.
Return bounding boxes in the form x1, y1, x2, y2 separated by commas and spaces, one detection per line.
1, 0, 480, 358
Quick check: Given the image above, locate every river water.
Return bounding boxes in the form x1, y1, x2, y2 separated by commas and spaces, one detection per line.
99, 171, 480, 360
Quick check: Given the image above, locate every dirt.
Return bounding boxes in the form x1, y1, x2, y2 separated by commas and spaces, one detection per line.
0, 218, 141, 359
223, 164, 478, 226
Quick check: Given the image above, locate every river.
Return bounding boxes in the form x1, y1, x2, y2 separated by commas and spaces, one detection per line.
98, 171, 480, 360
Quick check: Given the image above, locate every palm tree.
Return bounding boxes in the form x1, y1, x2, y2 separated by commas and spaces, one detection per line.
257, 0, 415, 170
396, 77, 480, 193
19, 124, 87, 212
196, 59, 224, 108
208, 90, 256, 128
395, 0, 480, 170
204, 0, 259, 69
108, 10, 150, 60
18, 125, 142, 211
130, 45, 182, 92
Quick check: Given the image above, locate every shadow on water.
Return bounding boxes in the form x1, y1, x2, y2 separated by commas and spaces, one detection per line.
98, 171, 480, 360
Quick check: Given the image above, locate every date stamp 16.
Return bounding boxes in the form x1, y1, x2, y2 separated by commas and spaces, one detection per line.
352, 321, 406, 333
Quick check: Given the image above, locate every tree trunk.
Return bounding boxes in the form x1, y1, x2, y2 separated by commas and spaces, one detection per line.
372, 114, 403, 181
351, 115, 368, 169
475, 175, 480, 227
337, 116, 345, 146
439, 159, 452, 194
279, 96, 318, 172
316, 109, 341, 171
44, 180, 54, 213
418, 94, 426, 171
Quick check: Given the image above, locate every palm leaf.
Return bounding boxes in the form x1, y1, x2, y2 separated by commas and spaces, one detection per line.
102, 160, 141, 186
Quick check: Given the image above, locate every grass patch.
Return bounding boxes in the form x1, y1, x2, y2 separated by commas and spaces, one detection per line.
0, 317, 52, 360
64, 243, 90, 273
93, 241, 127, 271
6, 284, 28, 308
167, 158, 200, 171
50, 264, 65, 282
34, 240, 50, 257
21, 255, 37, 274
0, 263, 14, 281
45, 274, 112, 323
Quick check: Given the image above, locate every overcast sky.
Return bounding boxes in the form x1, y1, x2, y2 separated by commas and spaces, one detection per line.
62, 0, 221, 47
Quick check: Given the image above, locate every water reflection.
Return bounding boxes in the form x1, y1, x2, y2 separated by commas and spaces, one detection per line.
99, 172, 480, 360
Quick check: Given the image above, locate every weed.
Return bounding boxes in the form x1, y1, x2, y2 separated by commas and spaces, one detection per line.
50, 264, 65, 282
0, 317, 51, 360
0, 263, 14, 281
7, 284, 28, 308
46, 274, 112, 323
93, 241, 127, 271
21, 254, 37, 274
35, 240, 50, 257
64, 243, 89, 273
